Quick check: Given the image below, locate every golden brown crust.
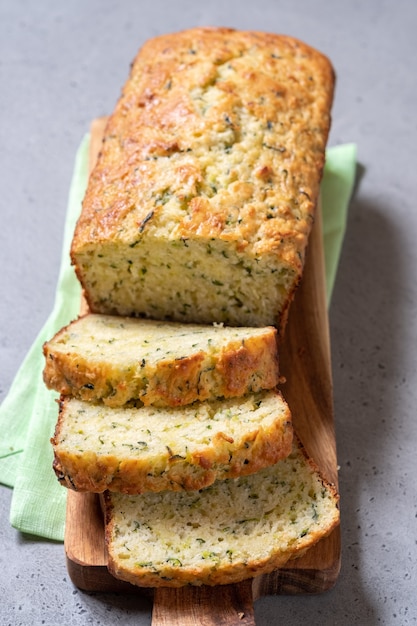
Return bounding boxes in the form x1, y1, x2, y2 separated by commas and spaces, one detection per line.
74, 28, 334, 241
215, 336, 278, 395
73, 27, 334, 249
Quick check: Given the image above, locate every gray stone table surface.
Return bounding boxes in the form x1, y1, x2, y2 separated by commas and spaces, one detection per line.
1, 1, 416, 625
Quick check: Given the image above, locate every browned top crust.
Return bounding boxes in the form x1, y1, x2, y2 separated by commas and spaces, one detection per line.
73, 27, 334, 254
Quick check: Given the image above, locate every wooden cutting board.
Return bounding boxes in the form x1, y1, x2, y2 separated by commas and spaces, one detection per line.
64, 118, 341, 624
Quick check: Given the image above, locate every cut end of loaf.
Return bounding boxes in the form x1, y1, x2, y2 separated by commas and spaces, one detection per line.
74, 238, 299, 328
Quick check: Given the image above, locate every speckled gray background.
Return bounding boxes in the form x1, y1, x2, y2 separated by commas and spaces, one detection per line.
1, 1, 416, 624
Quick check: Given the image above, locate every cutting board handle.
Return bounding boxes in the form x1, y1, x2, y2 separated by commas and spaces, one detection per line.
152, 580, 255, 625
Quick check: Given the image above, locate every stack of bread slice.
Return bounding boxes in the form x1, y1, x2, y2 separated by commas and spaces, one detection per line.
42, 27, 340, 588
43, 313, 339, 587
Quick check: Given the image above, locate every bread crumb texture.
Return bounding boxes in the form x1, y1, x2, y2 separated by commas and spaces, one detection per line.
104, 439, 339, 587
52, 390, 293, 493
71, 27, 334, 328
43, 314, 279, 407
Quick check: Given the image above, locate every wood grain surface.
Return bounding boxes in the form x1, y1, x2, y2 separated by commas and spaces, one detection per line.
64, 118, 340, 624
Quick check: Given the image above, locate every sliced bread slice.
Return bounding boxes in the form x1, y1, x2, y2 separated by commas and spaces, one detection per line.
43, 314, 279, 408
103, 437, 340, 587
52, 390, 292, 494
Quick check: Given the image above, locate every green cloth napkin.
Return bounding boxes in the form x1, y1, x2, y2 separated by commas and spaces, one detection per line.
0, 136, 88, 540
0, 138, 356, 542
321, 143, 357, 306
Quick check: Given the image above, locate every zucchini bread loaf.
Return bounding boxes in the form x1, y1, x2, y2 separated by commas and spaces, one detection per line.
51, 390, 292, 493
103, 438, 339, 587
43, 314, 279, 407
71, 27, 335, 329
